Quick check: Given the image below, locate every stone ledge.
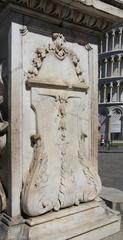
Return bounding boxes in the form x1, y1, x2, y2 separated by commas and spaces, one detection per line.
0, 0, 123, 33
24, 201, 121, 240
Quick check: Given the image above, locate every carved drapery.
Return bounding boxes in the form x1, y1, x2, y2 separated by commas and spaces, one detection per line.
21, 34, 101, 217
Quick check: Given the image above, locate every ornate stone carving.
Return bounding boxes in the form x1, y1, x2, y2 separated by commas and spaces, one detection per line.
27, 33, 86, 89
78, 130, 101, 202
56, 96, 76, 208
0, 62, 7, 212
21, 134, 50, 216
21, 90, 101, 216
21, 33, 101, 217
49, 33, 68, 60
19, 26, 28, 36
0, 1, 113, 32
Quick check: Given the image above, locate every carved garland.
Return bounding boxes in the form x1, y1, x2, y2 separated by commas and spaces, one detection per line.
21, 33, 101, 217
27, 33, 85, 87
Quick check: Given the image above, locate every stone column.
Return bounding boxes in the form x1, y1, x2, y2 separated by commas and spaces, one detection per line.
104, 84, 107, 102
120, 115, 123, 139
105, 33, 109, 52
99, 60, 102, 79
118, 55, 121, 76
119, 28, 122, 50
111, 56, 114, 76
104, 58, 108, 77
108, 113, 112, 142
112, 30, 115, 50
100, 38, 103, 53
117, 81, 120, 102
110, 82, 113, 102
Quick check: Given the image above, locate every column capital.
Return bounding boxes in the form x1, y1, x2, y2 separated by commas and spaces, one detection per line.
110, 82, 113, 87
110, 56, 114, 62
105, 32, 109, 38
112, 29, 115, 36
117, 55, 121, 61
104, 58, 108, 63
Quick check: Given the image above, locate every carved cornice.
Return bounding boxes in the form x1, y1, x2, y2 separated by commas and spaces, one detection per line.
0, 0, 123, 32
101, 0, 123, 10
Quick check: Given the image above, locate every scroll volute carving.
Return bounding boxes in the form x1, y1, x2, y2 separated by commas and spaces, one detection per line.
21, 34, 101, 217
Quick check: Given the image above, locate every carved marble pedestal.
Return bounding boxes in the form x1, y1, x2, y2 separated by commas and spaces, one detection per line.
0, 1, 123, 239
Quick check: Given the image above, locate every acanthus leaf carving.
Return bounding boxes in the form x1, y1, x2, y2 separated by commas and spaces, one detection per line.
78, 130, 102, 201
21, 134, 52, 216
21, 34, 101, 217
21, 92, 101, 217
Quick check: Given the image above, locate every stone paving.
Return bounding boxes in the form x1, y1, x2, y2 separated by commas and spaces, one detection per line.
98, 148, 123, 192
99, 148, 123, 240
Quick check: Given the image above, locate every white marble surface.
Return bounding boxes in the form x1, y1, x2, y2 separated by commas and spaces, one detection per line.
0, 0, 122, 239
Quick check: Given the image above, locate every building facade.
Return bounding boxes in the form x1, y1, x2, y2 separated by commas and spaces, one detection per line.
99, 26, 123, 142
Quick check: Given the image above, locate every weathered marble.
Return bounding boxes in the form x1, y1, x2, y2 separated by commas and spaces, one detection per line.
0, 0, 123, 239
21, 33, 101, 217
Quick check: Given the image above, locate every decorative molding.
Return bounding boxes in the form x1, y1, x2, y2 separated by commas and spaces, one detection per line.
21, 134, 51, 216
85, 43, 93, 51
0, 1, 115, 32
21, 91, 101, 217
56, 96, 75, 208
21, 33, 101, 217
27, 33, 88, 91
78, 130, 102, 201
19, 26, 28, 36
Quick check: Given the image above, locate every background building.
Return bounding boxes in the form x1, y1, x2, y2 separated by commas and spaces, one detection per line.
99, 25, 123, 142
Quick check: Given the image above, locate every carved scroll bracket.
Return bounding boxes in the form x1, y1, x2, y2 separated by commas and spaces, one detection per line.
78, 130, 102, 201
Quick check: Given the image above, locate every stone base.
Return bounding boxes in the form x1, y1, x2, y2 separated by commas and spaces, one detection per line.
0, 200, 121, 240
26, 200, 121, 240
0, 213, 26, 240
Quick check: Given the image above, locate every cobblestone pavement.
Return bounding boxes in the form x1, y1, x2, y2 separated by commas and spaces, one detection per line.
99, 148, 123, 239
